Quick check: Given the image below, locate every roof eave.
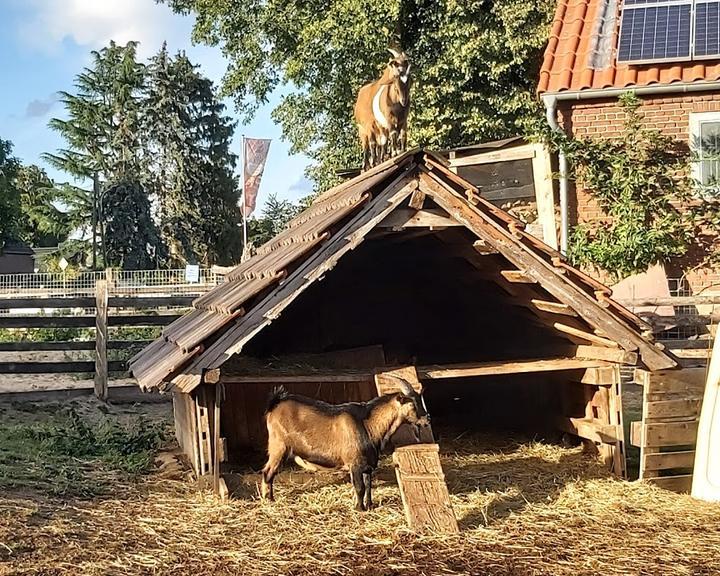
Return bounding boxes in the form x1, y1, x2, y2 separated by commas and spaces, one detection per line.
540, 80, 720, 102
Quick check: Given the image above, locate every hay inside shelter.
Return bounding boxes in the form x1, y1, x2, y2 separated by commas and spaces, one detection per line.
1, 399, 720, 576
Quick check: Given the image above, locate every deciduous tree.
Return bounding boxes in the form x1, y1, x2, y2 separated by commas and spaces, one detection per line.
165, 0, 555, 189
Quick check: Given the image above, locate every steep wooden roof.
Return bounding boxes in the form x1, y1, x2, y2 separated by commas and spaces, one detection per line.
130, 149, 676, 392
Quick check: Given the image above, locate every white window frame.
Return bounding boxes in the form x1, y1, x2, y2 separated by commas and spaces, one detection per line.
689, 111, 720, 196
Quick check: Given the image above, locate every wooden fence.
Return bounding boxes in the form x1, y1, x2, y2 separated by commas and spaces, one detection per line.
615, 294, 716, 491
0, 277, 203, 400
615, 294, 719, 364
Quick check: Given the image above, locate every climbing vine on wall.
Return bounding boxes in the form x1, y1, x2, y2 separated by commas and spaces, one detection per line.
543, 92, 697, 281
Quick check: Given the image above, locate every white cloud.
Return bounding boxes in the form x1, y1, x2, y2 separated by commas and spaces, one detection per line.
16, 0, 194, 58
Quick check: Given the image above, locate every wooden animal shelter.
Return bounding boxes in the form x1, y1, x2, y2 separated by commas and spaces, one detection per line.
131, 149, 687, 530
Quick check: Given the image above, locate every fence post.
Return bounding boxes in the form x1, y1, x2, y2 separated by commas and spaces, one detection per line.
94, 279, 109, 401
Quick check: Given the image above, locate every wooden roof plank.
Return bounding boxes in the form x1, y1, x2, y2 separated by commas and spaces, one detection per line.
173, 168, 420, 387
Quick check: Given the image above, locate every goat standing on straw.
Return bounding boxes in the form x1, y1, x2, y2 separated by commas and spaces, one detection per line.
260, 379, 430, 511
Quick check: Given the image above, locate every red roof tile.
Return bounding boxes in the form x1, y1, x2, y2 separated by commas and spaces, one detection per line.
539, 0, 720, 94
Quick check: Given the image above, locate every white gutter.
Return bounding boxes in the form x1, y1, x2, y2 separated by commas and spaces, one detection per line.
542, 80, 720, 102
541, 81, 720, 255
542, 94, 569, 253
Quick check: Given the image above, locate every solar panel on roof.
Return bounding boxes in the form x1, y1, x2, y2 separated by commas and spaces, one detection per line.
618, 1, 692, 63
695, 1, 720, 58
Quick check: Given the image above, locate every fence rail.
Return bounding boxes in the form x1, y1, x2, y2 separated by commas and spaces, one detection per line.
619, 292, 717, 365
0, 268, 222, 298
0, 273, 216, 399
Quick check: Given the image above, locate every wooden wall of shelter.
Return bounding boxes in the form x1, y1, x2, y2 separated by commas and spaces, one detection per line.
130, 149, 699, 514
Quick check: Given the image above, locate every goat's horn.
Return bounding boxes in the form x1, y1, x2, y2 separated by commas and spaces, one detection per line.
386, 375, 415, 395
388, 48, 401, 58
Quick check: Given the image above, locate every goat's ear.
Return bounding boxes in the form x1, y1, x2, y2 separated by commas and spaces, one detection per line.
395, 392, 411, 404
388, 47, 401, 58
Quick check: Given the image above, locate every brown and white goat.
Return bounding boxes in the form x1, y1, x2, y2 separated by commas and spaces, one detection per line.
260, 378, 430, 511
354, 49, 412, 171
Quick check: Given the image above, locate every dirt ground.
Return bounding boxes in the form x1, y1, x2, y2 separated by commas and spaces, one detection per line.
1, 396, 720, 576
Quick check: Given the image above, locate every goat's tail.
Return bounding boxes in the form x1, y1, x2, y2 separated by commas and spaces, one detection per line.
266, 385, 289, 414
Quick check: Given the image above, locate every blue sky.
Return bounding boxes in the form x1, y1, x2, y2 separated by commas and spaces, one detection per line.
0, 0, 312, 213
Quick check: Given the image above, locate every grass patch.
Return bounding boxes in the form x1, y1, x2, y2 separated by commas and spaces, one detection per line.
0, 405, 167, 497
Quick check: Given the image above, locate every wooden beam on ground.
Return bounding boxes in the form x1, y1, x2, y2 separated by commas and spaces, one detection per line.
532, 299, 577, 317
500, 270, 535, 284
377, 208, 461, 229
417, 357, 611, 380
556, 416, 620, 445
574, 345, 638, 365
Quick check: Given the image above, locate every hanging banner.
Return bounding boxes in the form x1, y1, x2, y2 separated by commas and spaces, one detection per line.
243, 137, 272, 217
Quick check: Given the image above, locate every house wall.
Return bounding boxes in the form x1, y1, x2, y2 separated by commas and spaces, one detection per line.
558, 91, 720, 292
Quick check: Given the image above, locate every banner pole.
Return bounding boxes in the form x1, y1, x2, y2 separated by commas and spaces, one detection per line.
241, 134, 248, 250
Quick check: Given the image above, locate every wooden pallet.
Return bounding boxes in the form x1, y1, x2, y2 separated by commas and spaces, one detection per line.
632, 367, 706, 492
375, 367, 458, 533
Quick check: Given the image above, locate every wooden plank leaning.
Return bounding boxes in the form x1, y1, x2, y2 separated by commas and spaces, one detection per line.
374, 366, 458, 534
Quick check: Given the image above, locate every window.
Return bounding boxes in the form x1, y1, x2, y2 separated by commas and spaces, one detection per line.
690, 112, 720, 194
617, 0, 720, 64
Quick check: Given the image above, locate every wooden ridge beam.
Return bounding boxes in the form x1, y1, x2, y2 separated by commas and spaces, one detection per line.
556, 416, 620, 445
377, 208, 461, 229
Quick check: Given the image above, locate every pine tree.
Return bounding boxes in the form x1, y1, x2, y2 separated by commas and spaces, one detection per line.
0, 138, 21, 247
15, 165, 73, 247
45, 41, 166, 269
144, 44, 242, 266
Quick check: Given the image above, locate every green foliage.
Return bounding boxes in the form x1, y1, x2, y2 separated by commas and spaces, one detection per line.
165, 0, 555, 189
45, 41, 244, 269
15, 165, 74, 247
102, 181, 166, 269
542, 92, 693, 280
144, 44, 243, 266
0, 405, 167, 497
0, 138, 21, 245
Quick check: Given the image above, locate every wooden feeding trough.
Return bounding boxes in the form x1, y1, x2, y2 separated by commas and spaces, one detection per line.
131, 149, 692, 530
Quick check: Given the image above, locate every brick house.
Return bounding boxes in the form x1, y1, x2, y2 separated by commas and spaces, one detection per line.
538, 0, 720, 292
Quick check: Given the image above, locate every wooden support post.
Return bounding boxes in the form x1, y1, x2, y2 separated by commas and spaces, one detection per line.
195, 387, 213, 478
94, 279, 109, 401
374, 367, 458, 533
532, 143, 558, 249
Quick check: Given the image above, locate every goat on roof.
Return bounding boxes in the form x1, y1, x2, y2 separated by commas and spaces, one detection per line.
354, 49, 412, 171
